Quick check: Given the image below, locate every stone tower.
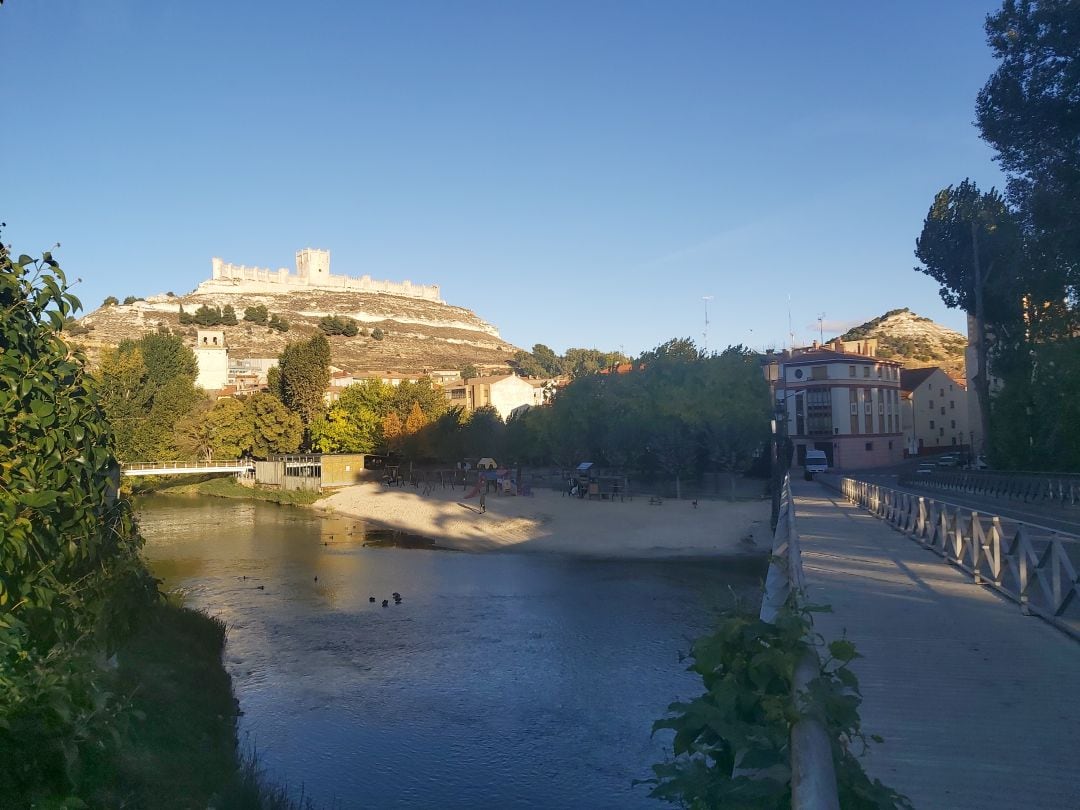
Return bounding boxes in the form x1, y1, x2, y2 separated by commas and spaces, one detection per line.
296, 248, 330, 286
194, 329, 229, 391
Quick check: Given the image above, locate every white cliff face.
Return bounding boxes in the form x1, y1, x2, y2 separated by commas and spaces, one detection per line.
837, 308, 967, 378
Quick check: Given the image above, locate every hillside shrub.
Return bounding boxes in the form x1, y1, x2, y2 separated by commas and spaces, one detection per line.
319, 315, 359, 336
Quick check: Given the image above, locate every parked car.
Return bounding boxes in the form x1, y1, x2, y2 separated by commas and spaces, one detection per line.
935, 454, 961, 468
915, 463, 936, 475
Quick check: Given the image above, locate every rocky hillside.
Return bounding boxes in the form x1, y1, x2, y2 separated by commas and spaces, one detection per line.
836, 308, 967, 379
71, 287, 519, 373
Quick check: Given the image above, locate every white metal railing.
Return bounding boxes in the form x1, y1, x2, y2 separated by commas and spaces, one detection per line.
120, 459, 256, 476
760, 474, 840, 810
900, 468, 1080, 508
839, 477, 1080, 640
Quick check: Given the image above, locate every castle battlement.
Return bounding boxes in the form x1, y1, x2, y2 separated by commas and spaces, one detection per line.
199, 248, 442, 302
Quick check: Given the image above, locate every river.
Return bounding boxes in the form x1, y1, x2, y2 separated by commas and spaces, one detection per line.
137, 495, 766, 809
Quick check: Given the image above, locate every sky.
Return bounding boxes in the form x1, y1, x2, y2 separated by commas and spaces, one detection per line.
3, 0, 1006, 356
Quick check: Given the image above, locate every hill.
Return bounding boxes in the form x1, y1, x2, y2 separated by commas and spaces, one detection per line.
71, 287, 519, 373
835, 308, 967, 379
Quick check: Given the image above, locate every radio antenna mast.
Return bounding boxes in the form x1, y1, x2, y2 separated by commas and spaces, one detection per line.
702, 295, 713, 355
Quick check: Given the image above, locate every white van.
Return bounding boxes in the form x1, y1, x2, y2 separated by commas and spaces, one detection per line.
804, 449, 828, 479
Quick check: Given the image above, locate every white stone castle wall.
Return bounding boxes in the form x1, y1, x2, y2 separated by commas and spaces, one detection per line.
204, 252, 442, 302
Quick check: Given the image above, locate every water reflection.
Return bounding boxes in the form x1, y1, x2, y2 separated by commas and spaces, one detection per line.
137, 496, 765, 809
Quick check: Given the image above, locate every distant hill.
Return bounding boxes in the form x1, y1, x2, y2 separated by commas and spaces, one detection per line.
71, 286, 520, 373
835, 308, 967, 380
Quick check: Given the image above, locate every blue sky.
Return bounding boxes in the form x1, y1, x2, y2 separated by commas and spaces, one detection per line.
3, 1, 1004, 355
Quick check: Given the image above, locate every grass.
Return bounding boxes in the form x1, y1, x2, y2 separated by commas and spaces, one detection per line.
136, 475, 326, 506
100, 599, 317, 809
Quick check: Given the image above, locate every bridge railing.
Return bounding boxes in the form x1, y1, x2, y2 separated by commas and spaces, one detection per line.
760, 473, 840, 810
839, 476, 1080, 641
898, 468, 1080, 509
121, 459, 254, 471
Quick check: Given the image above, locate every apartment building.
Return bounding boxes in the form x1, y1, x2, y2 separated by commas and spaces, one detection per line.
900, 367, 969, 455
765, 339, 904, 471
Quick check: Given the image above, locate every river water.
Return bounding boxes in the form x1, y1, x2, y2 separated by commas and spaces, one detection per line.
137, 496, 766, 809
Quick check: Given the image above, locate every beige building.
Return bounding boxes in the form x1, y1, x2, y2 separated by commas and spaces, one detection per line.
194, 329, 229, 391
442, 375, 545, 420
764, 338, 905, 471
900, 367, 969, 455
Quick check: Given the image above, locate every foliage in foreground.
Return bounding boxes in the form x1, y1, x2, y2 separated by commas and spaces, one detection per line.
0, 240, 159, 800
646, 604, 912, 810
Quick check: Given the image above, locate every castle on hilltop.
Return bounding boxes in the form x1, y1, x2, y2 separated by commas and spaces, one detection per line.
197, 248, 442, 302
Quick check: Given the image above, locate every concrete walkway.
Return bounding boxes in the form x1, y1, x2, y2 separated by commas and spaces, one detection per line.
792, 479, 1080, 810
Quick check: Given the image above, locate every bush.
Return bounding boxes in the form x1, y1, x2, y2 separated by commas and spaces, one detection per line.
319, 315, 360, 336
646, 603, 912, 809
372, 327, 385, 341
102, 295, 119, 307
268, 315, 289, 333
244, 305, 269, 325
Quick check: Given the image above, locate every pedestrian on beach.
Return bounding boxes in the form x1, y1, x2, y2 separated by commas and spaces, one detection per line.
479, 489, 486, 513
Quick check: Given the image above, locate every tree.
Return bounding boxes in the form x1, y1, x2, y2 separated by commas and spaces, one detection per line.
512, 350, 546, 378
221, 304, 238, 326
318, 315, 360, 336
914, 180, 1022, 453
193, 305, 223, 326
460, 363, 478, 381
243, 304, 268, 325
268, 315, 289, 332
309, 380, 388, 453
178, 304, 192, 324
276, 334, 331, 427
1, 242, 157, 795
122, 295, 138, 305
246, 392, 303, 456
531, 343, 565, 376
381, 411, 404, 454
102, 295, 119, 307
208, 398, 252, 458
175, 398, 215, 461
392, 379, 447, 423
977, 0, 1080, 301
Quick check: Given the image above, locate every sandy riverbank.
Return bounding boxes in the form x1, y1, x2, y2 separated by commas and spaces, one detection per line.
315, 481, 771, 557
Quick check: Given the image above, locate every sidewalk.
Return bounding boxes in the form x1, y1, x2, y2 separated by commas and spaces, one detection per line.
792, 479, 1080, 810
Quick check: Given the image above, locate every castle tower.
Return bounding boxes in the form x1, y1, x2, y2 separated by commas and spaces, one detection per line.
296, 248, 331, 286
194, 329, 229, 390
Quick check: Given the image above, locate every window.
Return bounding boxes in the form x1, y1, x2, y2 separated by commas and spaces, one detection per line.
806, 387, 832, 436
811, 365, 826, 380
941, 406, 945, 415
878, 402, 884, 414
940, 388, 945, 397
930, 420, 935, 429
850, 403, 858, 415
950, 400, 955, 410
794, 368, 804, 379
951, 419, 956, 429
849, 365, 856, 377
863, 366, 870, 378
929, 400, 934, 409
939, 427, 945, 437
865, 442, 874, 451
888, 440, 893, 450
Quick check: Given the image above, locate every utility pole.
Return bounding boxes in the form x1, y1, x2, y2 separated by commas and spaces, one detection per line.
702, 295, 713, 355
817, 312, 826, 344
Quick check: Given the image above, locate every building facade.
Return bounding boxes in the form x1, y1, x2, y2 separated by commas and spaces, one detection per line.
766, 340, 904, 471
900, 367, 969, 455
442, 375, 545, 420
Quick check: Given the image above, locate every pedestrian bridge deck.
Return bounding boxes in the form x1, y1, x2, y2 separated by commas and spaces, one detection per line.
792, 479, 1080, 810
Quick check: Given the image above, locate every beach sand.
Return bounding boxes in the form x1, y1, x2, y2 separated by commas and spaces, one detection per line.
316, 481, 771, 558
